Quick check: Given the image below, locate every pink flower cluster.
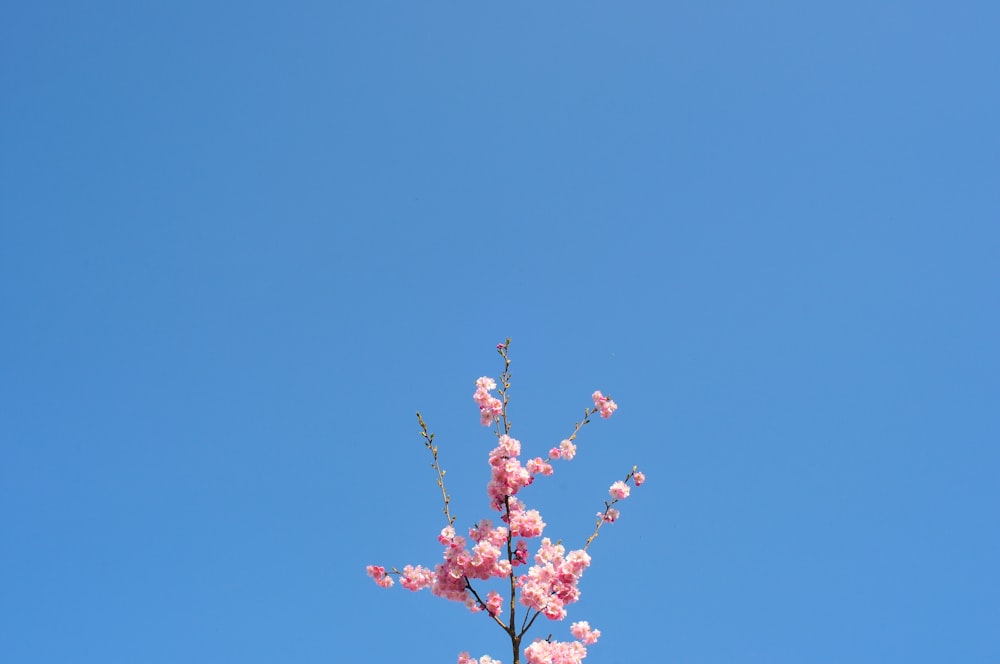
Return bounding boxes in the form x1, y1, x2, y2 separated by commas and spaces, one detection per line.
486, 435, 552, 540
524, 638, 588, 664
507, 499, 546, 538
485, 590, 504, 616
426, 521, 514, 609
365, 565, 392, 588
526, 457, 554, 476
487, 435, 534, 510
399, 564, 434, 591
591, 391, 617, 419
522, 624, 600, 664
474, 377, 503, 425
517, 538, 590, 620
570, 621, 601, 645
548, 439, 576, 460
381, 521, 516, 611
458, 654, 502, 664
609, 481, 630, 500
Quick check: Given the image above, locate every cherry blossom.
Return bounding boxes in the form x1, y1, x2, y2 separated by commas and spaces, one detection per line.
459, 653, 502, 664
570, 621, 601, 645
591, 390, 618, 419
367, 340, 644, 664
365, 565, 393, 588
609, 480, 630, 500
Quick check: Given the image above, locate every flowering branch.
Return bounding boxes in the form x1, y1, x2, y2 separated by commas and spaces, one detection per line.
584, 466, 646, 551
367, 340, 645, 664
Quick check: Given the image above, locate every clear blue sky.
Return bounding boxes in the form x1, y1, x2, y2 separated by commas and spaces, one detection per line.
2, 2, 998, 663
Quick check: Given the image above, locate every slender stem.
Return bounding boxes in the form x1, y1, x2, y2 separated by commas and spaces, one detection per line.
584, 466, 640, 550
504, 497, 518, 640
416, 411, 455, 527
562, 406, 597, 447
520, 608, 543, 639
464, 578, 507, 630
496, 339, 513, 437
496, 340, 520, 663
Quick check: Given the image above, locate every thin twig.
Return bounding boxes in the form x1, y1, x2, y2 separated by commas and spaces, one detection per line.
416, 411, 455, 527
496, 338, 513, 437
584, 466, 639, 550
464, 578, 508, 630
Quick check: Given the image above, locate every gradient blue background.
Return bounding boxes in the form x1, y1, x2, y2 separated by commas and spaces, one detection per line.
2, 2, 998, 662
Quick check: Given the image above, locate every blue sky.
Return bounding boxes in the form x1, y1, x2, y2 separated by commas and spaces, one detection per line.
2, 2, 998, 662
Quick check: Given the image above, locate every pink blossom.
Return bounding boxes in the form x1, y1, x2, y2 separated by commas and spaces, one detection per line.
513, 539, 529, 566
508, 507, 546, 538
487, 458, 533, 509
548, 440, 577, 461
487, 438, 535, 510
486, 590, 504, 616
469, 519, 508, 547
399, 564, 434, 591
526, 457, 554, 476
563, 549, 591, 576
431, 560, 469, 603
633, 470, 645, 486
599, 508, 620, 523
570, 621, 601, 645
591, 390, 618, 419
496, 434, 521, 457
518, 538, 590, 621
559, 439, 576, 460
430, 522, 515, 594
466, 540, 505, 580
458, 653, 502, 664
474, 377, 503, 425
366, 565, 394, 588
524, 638, 588, 664
533, 537, 564, 564
609, 481, 630, 500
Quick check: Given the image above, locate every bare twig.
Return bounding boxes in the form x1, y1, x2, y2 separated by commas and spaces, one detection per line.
416, 411, 455, 527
